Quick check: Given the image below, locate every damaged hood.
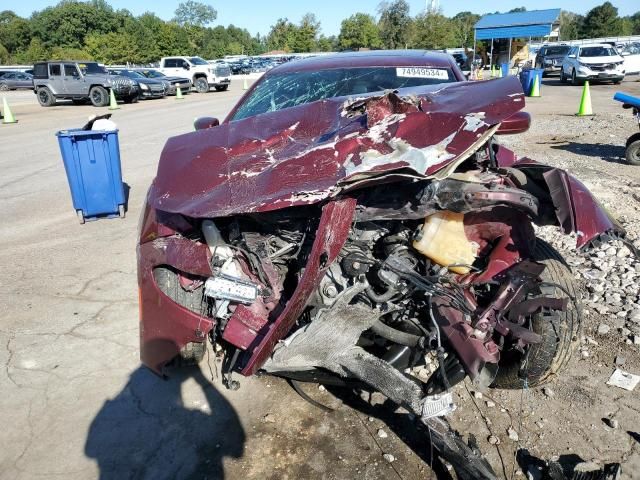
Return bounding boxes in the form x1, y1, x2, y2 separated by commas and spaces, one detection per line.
151, 76, 525, 218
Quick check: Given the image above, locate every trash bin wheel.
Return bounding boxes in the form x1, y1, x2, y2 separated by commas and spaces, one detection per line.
89, 86, 109, 107
626, 138, 640, 166
76, 210, 85, 224
118, 205, 126, 218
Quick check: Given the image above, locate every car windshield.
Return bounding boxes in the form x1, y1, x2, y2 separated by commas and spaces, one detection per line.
621, 43, 640, 55
114, 70, 145, 78
232, 66, 456, 121
544, 46, 570, 56
79, 63, 107, 75
142, 70, 165, 78
580, 47, 617, 57
188, 57, 209, 65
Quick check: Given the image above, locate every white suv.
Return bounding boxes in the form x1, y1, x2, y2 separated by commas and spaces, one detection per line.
561, 43, 625, 85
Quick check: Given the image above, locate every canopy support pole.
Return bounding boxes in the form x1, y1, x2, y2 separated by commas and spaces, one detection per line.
490, 38, 494, 71
472, 31, 476, 67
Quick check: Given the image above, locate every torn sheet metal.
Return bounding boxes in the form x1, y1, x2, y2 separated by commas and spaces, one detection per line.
150, 76, 525, 218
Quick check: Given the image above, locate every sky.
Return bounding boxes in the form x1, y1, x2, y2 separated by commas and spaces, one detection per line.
9, 0, 640, 37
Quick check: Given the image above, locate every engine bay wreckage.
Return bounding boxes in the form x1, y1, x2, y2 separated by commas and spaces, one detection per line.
138, 76, 629, 479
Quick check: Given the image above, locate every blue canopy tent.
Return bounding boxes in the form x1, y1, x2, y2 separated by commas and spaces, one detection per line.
473, 9, 561, 70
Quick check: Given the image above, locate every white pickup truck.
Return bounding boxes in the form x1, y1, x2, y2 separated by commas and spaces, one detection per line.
157, 56, 231, 93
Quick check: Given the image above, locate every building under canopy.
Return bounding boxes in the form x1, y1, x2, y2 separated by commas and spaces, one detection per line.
473, 9, 561, 68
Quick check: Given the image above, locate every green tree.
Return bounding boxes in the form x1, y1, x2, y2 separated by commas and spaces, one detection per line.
173, 0, 217, 26
559, 11, 583, 40
13, 38, 49, 63
316, 35, 336, 52
508, 7, 527, 13
0, 42, 9, 63
378, 0, 412, 49
292, 13, 320, 53
412, 12, 455, 49
30, 0, 124, 49
266, 18, 297, 52
581, 2, 621, 38
0, 11, 32, 54
49, 46, 91, 60
338, 13, 382, 50
84, 31, 139, 63
451, 11, 480, 48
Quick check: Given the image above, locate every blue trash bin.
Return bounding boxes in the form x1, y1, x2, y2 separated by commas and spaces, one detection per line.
501, 63, 510, 77
519, 69, 543, 96
56, 128, 125, 224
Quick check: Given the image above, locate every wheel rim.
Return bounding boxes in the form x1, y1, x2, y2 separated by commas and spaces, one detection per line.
91, 89, 102, 104
38, 90, 49, 103
631, 145, 640, 163
0, 84, 8, 91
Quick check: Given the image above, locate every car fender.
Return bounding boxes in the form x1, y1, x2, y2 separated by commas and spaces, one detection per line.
495, 145, 625, 249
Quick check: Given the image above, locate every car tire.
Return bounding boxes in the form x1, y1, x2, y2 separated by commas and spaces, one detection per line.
215, 85, 229, 92
560, 69, 567, 83
194, 77, 209, 93
0, 83, 8, 91
613, 79, 621, 85
491, 239, 581, 389
626, 138, 640, 166
123, 94, 139, 104
89, 86, 109, 107
37, 87, 56, 107
571, 69, 581, 86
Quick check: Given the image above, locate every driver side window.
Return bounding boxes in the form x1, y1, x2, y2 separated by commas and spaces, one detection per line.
64, 64, 80, 78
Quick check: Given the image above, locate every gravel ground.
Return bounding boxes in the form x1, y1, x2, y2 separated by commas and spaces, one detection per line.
443, 110, 640, 479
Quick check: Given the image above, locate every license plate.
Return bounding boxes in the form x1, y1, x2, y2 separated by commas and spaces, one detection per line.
204, 273, 258, 304
396, 67, 449, 80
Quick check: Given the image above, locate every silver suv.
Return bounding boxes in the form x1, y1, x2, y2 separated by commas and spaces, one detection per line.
32, 61, 139, 107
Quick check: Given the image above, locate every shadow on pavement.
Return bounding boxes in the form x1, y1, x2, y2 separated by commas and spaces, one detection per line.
550, 142, 626, 164
85, 364, 245, 479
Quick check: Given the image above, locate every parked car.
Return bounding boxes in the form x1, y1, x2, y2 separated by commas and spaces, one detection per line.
157, 56, 231, 93
108, 69, 166, 99
136, 69, 191, 95
534, 44, 570, 76
0, 71, 33, 90
32, 61, 138, 107
561, 44, 625, 85
229, 62, 251, 75
619, 42, 640, 76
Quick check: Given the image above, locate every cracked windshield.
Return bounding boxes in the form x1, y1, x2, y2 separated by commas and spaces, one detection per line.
232, 66, 455, 120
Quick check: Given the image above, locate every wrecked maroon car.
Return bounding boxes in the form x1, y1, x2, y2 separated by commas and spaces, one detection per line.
137, 51, 625, 479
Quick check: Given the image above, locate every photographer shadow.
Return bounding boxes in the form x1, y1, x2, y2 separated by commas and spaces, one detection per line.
85, 362, 244, 479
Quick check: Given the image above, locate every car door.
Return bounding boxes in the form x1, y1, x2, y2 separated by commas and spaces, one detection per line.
164, 59, 182, 77
48, 64, 64, 94
63, 64, 86, 95
16, 73, 33, 88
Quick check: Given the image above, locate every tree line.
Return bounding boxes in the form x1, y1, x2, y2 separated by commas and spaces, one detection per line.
0, 0, 639, 65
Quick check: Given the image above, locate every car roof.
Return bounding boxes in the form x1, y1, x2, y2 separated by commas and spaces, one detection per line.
578, 44, 616, 49
270, 50, 457, 75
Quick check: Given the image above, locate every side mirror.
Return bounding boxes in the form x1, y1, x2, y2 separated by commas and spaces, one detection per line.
183, 63, 190, 70
194, 117, 219, 130
495, 111, 530, 135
